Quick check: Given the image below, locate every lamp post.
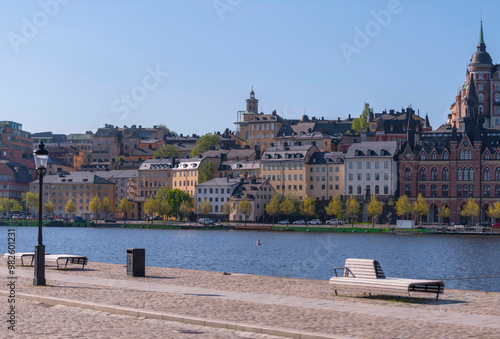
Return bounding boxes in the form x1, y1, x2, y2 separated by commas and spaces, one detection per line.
33, 142, 49, 286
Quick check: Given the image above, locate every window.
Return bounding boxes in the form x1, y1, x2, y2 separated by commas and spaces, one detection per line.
496, 168, 500, 181
348, 185, 353, 194
405, 168, 411, 181
366, 173, 370, 180
442, 168, 449, 181
469, 167, 474, 181
463, 185, 468, 196
357, 162, 362, 169
479, 106, 484, 114
460, 150, 464, 160
405, 185, 411, 195
375, 173, 380, 180
431, 167, 437, 181
463, 168, 468, 181
421, 153, 426, 160
432, 153, 437, 160
443, 152, 449, 160
419, 185, 426, 197
479, 93, 484, 102
375, 161, 380, 169
442, 185, 448, 197
384, 173, 388, 180
357, 173, 362, 180
419, 168, 426, 181
375, 185, 379, 194
431, 184, 437, 197
357, 185, 362, 194
384, 161, 389, 169
349, 162, 353, 169
457, 185, 462, 197
349, 173, 353, 180
497, 185, 500, 198
469, 185, 474, 197
484, 167, 491, 180
458, 168, 462, 181
366, 162, 371, 169
496, 93, 500, 103
484, 185, 490, 197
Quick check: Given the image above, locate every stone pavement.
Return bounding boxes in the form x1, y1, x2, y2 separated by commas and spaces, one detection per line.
1, 261, 500, 338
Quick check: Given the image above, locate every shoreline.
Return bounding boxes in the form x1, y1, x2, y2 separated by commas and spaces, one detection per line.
2, 260, 500, 338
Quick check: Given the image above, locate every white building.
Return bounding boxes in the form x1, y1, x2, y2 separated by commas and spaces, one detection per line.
344, 141, 399, 199
195, 178, 240, 215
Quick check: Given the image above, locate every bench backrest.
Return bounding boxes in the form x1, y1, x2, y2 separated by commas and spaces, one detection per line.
344, 258, 386, 279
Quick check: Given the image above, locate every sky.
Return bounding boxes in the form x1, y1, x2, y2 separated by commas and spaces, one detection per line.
1, 0, 499, 136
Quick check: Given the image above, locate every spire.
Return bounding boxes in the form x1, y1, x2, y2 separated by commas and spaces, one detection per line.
479, 20, 485, 46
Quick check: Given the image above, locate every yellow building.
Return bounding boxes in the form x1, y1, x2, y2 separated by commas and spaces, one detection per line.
306, 152, 345, 202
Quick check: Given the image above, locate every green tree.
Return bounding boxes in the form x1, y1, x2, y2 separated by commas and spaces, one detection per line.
367, 194, 383, 227
266, 194, 282, 225
351, 118, 361, 134
299, 197, 315, 222
44, 200, 55, 217
117, 198, 133, 223
345, 195, 361, 226
101, 197, 114, 218
164, 188, 192, 219
280, 197, 296, 221
22, 192, 39, 216
325, 194, 343, 219
153, 145, 179, 159
114, 155, 126, 162
412, 193, 428, 224
395, 195, 412, 220
157, 124, 178, 137
461, 198, 479, 226
198, 199, 212, 217
191, 133, 221, 157
221, 200, 235, 224
153, 186, 171, 219
360, 102, 371, 131
65, 200, 77, 219
238, 197, 253, 226
0, 198, 22, 216
89, 196, 101, 220
179, 200, 192, 221
144, 197, 156, 223
198, 161, 215, 184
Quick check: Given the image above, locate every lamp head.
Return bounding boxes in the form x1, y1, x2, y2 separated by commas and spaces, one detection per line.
33, 142, 49, 170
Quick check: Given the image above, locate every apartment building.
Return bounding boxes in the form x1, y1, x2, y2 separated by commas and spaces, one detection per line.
229, 177, 274, 222
194, 177, 240, 216
307, 152, 345, 202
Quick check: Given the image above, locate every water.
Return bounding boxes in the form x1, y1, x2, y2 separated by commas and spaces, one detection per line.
3, 227, 500, 292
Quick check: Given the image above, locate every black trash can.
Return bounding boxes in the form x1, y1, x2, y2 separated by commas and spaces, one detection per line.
127, 248, 145, 277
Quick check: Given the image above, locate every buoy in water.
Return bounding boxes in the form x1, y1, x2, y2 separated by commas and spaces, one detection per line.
256, 240, 261, 245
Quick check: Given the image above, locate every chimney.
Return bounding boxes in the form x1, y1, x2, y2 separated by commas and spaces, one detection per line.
348, 114, 351, 119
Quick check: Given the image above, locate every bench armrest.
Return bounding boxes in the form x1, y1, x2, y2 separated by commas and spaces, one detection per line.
332, 266, 354, 277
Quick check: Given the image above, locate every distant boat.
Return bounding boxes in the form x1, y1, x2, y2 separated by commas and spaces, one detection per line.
256, 240, 261, 245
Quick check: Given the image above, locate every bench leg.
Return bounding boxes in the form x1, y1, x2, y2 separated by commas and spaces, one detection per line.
334, 290, 338, 296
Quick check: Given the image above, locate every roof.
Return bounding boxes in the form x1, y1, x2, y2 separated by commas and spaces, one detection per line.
345, 141, 398, 158
231, 177, 272, 201
91, 170, 138, 180
262, 144, 317, 161
195, 177, 240, 187
32, 172, 115, 185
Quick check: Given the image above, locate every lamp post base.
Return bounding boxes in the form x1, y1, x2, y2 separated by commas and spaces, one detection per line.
33, 244, 46, 286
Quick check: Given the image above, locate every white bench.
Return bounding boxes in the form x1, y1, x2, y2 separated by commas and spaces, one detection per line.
329, 258, 444, 300
4, 252, 36, 266
45, 254, 88, 269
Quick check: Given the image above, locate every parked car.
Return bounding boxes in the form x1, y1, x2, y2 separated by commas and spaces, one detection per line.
307, 219, 322, 225
492, 222, 500, 228
293, 219, 306, 225
11, 214, 20, 220
199, 218, 214, 225
104, 218, 116, 223
326, 219, 343, 225
277, 219, 289, 224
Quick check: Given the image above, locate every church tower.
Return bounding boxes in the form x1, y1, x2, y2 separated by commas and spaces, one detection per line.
246, 87, 259, 113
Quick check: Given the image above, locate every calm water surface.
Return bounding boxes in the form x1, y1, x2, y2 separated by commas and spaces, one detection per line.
4, 227, 500, 292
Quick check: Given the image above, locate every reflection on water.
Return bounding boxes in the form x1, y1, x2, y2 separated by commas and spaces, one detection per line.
4, 227, 500, 292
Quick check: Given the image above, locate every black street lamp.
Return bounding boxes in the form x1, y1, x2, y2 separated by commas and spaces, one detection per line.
33, 142, 49, 286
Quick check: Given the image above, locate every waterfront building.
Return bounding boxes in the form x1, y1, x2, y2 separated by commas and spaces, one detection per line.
138, 158, 175, 198
0, 121, 33, 159
344, 141, 399, 201
30, 171, 116, 220
261, 144, 318, 201
229, 176, 274, 222
450, 21, 500, 128
306, 152, 345, 203
93, 169, 139, 202
194, 177, 241, 217
0, 160, 32, 201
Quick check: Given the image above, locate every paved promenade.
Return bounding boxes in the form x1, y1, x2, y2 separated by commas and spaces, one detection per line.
1, 261, 500, 338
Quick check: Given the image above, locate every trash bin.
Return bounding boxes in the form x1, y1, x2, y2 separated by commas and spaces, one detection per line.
126, 248, 145, 277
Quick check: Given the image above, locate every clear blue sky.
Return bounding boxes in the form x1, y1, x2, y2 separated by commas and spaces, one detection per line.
1, 0, 499, 136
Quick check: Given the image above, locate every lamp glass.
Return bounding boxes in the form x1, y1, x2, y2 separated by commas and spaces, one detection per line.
34, 154, 48, 169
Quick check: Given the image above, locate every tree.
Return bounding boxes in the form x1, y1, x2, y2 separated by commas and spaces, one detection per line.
22, 192, 39, 216
351, 118, 361, 134
157, 124, 178, 137
325, 194, 343, 219
164, 188, 192, 220
144, 197, 156, 223
198, 161, 215, 184
280, 197, 296, 221
360, 102, 371, 131
266, 194, 282, 225
89, 196, 101, 220
152, 186, 171, 219
412, 193, 428, 224
487, 202, 500, 220
367, 194, 383, 228
153, 145, 179, 159
221, 200, 235, 224
101, 197, 114, 218
179, 200, 192, 221
0, 198, 22, 216
438, 205, 450, 222
114, 155, 126, 162
238, 198, 253, 226
191, 133, 221, 157
198, 199, 213, 218
65, 200, 77, 220
117, 198, 133, 223
395, 195, 412, 220
299, 197, 315, 222
461, 198, 479, 226
345, 195, 361, 226
44, 200, 55, 217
